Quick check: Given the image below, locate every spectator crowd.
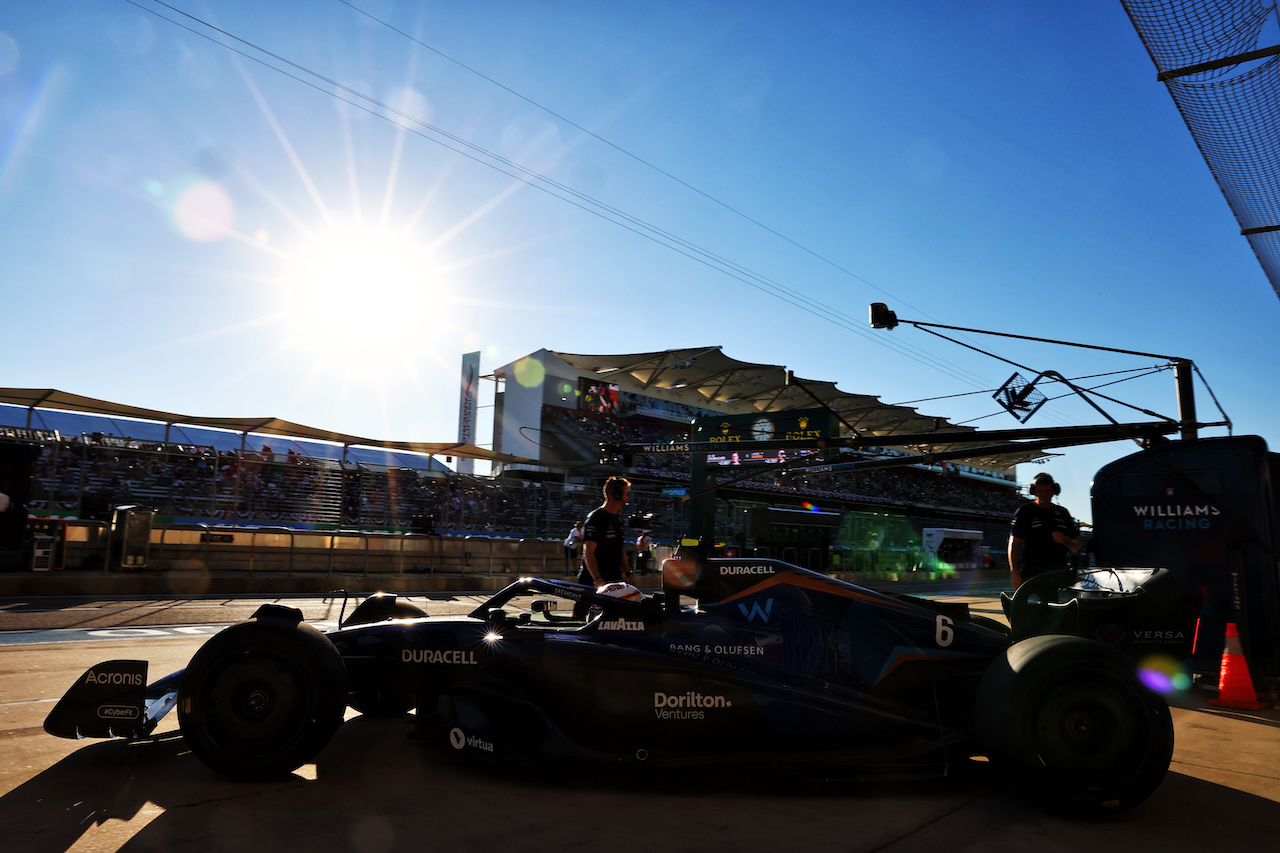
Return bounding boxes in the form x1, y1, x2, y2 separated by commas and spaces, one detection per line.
19, 404, 1023, 545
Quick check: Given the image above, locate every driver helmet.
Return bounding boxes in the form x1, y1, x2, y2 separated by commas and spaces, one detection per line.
597, 581, 643, 602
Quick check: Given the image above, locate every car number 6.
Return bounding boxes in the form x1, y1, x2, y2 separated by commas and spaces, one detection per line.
935, 614, 954, 647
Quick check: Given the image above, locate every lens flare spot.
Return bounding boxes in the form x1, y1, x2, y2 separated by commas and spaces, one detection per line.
110, 15, 155, 57
0, 33, 19, 75
172, 180, 235, 243
384, 86, 430, 129
514, 356, 545, 389
1137, 654, 1190, 696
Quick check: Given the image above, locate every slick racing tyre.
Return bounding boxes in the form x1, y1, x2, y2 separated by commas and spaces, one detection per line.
976, 635, 1173, 816
178, 606, 348, 780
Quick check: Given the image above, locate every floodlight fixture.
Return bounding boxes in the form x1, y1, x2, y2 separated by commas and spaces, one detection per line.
869, 303, 898, 329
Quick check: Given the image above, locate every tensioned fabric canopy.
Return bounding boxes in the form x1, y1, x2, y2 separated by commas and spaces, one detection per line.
549, 347, 1052, 471
0, 388, 526, 463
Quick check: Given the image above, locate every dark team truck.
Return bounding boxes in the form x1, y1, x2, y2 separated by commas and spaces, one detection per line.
1089, 434, 1280, 700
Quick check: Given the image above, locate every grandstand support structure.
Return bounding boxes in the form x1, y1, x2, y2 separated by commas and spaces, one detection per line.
1122, 0, 1280, 299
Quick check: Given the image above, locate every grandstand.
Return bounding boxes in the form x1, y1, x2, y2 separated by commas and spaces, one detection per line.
489, 347, 1041, 568
1, 348, 1044, 572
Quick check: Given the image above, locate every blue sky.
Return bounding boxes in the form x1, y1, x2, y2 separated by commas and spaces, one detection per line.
2, 1, 1278, 524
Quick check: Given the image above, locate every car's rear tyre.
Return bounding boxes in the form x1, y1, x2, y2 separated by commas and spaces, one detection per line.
178, 607, 347, 780
976, 635, 1173, 816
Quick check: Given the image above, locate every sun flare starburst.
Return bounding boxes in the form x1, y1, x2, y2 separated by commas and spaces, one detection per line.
276, 223, 446, 368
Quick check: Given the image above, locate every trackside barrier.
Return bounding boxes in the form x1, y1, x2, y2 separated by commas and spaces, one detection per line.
517, 538, 559, 576
326, 532, 371, 576
64, 521, 109, 572
53, 521, 670, 581
394, 534, 434, 576
492, 538, 521, 574
251, 527, 296, 575
463, 535, 489, 574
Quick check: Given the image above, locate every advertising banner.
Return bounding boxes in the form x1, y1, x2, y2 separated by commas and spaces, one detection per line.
457, 351, 480, 474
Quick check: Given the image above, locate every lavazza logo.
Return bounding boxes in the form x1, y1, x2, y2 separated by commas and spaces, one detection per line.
449, 727, 494, 753
598, 618, 644, 631
84, 669, 143, 686
654, 690, 732, 720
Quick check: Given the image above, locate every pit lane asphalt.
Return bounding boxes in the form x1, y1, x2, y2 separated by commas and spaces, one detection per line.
1, 583, 1277, 852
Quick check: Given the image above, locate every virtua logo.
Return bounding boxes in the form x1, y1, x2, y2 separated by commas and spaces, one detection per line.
449, 727, 494, 752
598, 618, 644, 631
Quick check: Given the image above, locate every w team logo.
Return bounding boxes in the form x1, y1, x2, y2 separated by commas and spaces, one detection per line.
737, 598, 774, 623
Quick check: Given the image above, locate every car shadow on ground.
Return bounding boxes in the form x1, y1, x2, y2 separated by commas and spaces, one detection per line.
2, 715, 1279, 853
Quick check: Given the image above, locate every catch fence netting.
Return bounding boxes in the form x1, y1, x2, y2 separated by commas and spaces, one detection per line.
1123, 0, 1280, 296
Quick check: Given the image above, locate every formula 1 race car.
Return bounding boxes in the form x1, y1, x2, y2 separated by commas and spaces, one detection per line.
44, 556, 1199, 815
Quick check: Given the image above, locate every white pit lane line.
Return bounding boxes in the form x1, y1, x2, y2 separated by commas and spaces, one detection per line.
0, 621, 341, 646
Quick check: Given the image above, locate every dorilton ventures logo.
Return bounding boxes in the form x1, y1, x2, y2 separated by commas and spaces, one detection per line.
653, 691, 732, 720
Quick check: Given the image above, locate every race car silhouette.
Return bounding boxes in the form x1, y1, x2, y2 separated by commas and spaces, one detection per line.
45, 554, 1197, 815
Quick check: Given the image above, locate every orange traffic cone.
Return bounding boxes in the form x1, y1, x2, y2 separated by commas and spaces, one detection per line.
1210, 623, 1267, 710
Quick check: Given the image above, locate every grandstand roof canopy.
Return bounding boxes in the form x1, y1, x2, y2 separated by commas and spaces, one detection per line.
548, 347, 1051, 471
0, 388, 525, 463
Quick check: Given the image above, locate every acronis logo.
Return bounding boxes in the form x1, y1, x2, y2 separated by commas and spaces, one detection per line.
737, 598, 774, 623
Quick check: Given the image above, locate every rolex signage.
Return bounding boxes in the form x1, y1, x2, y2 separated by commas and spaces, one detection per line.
692, 409, 836, 444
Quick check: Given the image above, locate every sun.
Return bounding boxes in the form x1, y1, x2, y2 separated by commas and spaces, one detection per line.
277, 223, 447, 369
